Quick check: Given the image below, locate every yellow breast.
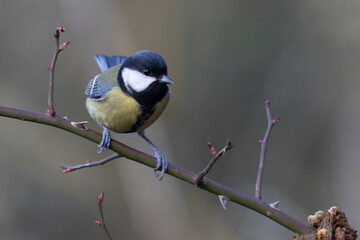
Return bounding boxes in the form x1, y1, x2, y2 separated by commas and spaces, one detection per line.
86, 87, 170, 133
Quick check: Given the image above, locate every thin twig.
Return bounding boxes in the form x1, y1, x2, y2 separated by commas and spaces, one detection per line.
61, 153, 122, 173
95, 192, 112, 240
0, 105, 311, 235
195, 140, 233, 186
47, 26, 69, 116
255, 100, 280, 199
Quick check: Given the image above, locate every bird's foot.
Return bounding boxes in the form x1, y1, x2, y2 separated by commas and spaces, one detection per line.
137, 130, 168, 180
153, 148, 168, 180
97, 126, 111, 153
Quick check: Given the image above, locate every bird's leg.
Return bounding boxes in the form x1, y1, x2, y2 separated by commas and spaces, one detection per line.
97, 126, 111, 153
137, 130, 168, 180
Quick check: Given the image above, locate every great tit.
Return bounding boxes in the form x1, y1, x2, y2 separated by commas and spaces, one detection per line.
85, 50, 173, 180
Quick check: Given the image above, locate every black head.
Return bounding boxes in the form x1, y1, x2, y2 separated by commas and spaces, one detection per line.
118, 50, 173, 107
123, 50, 168, 78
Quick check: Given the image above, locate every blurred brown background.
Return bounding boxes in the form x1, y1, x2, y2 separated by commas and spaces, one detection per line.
1, 1, 360, 239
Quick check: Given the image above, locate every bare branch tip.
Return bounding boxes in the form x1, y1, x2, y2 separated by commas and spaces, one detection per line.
62, 168, 71, 174
54, 27, 65, 38
56, 26, 66, 32
226, 139, 233, 149
97, 191, 105, 204
265, 100, 270, 107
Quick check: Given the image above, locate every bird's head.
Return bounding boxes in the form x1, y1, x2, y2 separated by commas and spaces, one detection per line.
119, 50, 173, 94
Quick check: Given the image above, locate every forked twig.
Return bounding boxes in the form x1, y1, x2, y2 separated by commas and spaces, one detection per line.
255, 100, 280, 199
195, 140, 233, 186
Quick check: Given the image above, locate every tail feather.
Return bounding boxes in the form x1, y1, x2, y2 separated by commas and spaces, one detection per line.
94, 55, 127, 72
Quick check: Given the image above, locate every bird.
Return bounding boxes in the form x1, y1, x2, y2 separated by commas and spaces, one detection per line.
85, 50, 173, 180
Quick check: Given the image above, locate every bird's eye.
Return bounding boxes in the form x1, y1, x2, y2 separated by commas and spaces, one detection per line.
143, 69, 151, 76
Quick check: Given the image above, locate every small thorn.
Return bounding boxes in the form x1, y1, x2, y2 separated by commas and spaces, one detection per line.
219, 195, 230, 211
71, 121, 88, 130
46, 64, 51, 70
94, 220, 102, 226
62, 168, 71, 173
269, 200, 281, 210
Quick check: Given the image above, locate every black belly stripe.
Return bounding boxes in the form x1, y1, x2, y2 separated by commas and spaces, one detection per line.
127, 105, 155, 133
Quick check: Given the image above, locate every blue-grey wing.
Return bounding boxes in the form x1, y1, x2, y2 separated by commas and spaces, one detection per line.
85, 75, 115, 100
94, 55, 127, 72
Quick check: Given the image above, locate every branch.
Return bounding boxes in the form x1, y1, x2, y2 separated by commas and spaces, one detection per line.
255, 100, 280, 199
0, 105, 312, 235
61, 153, 122, 173
47, 26, 69, 116
95, 192, 112, 240
195, 140, 233, 186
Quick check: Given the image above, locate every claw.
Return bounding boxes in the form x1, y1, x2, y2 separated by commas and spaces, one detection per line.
97, 126, 111, 153
153, 148, 167, 180
138, 131, 168, 180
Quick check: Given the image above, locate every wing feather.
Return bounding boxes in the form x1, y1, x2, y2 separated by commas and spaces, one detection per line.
85, 65, 121, 100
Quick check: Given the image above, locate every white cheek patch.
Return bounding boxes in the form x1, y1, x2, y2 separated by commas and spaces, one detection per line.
122, 68, 157, 93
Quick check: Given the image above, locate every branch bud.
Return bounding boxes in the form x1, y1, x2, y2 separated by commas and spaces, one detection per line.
226, 139, 232, 148
272, 116, 280, 125
47, 109, 56, 117
97, 191, 105, 204
56, 26, 66, 32
207, 141, 217, 156
62, 168, 71, 173
59, 41, 70, 52
265, 100, 270, 107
